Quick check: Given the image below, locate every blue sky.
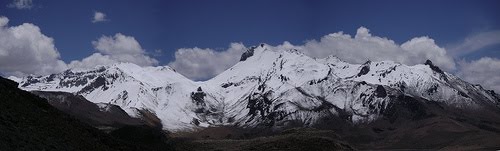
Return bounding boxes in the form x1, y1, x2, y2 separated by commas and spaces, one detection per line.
1, 0, 499, 63
1, 0, 500, 91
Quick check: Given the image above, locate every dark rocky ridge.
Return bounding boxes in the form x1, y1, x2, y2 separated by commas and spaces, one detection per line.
240, 47, 255, 61
30, 91, 146, 130
0, 77, 137, 150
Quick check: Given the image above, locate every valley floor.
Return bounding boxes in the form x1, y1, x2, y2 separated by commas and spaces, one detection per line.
169, 119, 500, 151
172, 128, 355, 151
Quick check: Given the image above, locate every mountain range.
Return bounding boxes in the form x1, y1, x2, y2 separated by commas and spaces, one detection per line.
12, 44, 500, 134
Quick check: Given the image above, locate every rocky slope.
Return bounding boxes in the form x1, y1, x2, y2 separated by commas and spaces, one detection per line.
31, 91, 160, 131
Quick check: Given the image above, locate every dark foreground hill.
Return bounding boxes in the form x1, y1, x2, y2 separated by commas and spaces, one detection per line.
0, 76, 173, 150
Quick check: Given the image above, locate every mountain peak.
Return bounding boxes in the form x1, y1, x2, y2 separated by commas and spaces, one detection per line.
424, 59, 433, 65
424, 59, 444, 74
239, 47, 255, 61
240, 43, 268, 61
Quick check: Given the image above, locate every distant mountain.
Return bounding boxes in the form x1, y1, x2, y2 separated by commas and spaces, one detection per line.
17, 44, 500, 133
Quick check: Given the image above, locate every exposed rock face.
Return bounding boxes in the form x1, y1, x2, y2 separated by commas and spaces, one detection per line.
375, 85, 387, 98
357, 61, 371, 77
191, 87, 206, 106
424, 59, 444, 74
240, 47, 255, 61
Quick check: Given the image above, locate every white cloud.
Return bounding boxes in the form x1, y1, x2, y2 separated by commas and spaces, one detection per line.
401, 37, 455, 70
69, 33, 158, 69
168, 43, 246, 80
7, 0, 33, 10
0, 16, 157, 75
92, 33, 144, 55
448, 30, 500, 57
0, 16, 67, 76
92, 11, 107, 23
457, 57, 500, 92
0, 20, 157, 74
296, 27, 456, 71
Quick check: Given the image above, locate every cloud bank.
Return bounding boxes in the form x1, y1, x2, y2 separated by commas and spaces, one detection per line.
0, 16, 498, 92
457, 57, 500, 92
291, 27, 456, 71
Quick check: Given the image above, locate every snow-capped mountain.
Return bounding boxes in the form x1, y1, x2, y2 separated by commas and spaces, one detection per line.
16, 44, 500, 131
201, 44, 500, 128
19, 63, 203, 130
